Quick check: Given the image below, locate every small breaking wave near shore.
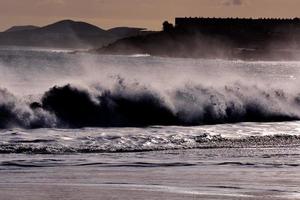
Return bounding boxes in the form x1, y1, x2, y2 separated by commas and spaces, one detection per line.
1, 123, 300, 154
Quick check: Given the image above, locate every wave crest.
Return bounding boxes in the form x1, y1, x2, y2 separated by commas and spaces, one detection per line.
0, 88, 56, 128
1, 80, 300, 128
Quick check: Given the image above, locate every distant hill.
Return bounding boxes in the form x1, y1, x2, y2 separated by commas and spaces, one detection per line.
39, 20, 106, 35
0, 20, 151, 49
4, 25, 40, 32
108, 27, 151, 38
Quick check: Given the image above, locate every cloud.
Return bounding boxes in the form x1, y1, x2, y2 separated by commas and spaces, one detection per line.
223, 0, 243, 6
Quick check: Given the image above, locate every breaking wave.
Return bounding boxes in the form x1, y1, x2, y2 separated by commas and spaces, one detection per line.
0, 88, 56, 129
1, 78, 300, 129
1, 132, 300, 154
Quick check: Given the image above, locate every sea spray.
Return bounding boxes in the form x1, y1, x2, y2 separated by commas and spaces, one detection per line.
0, 79, 300, 128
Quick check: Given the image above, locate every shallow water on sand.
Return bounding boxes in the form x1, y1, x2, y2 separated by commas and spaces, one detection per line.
0, 122, 300, 200
0, 147, 300, 200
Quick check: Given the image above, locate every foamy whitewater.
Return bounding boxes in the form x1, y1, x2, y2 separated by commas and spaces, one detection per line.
0, 48, 300, 200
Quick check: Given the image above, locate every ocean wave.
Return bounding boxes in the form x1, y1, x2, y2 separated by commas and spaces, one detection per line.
0, 133, 299, 154
0, 160, 197, 168
0, 88, 56, 129
128, 54, 151, 57
1, 78, 300, 128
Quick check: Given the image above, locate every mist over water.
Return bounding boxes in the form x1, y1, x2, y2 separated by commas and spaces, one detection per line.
1, 49, 300, 129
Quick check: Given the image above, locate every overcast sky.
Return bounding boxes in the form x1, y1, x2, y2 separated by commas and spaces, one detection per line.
1, 0, 300, 31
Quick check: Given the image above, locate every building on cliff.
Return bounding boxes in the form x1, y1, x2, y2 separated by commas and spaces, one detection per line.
175, 17, 300, 35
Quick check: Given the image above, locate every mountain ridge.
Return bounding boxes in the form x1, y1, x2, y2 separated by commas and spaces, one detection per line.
0, 20, 151, 49
4, 25, 40, 32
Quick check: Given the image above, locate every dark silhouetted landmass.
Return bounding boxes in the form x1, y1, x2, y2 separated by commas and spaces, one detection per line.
96, 18, 300, 60
0, 20, 150, 49
4, 25, 40, 32
108, 27, 153, 38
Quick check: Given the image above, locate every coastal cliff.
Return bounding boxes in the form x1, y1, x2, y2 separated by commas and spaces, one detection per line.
96, 18, 300, 60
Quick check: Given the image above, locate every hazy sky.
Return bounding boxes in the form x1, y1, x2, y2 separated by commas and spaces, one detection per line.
1, 0, 300, 31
